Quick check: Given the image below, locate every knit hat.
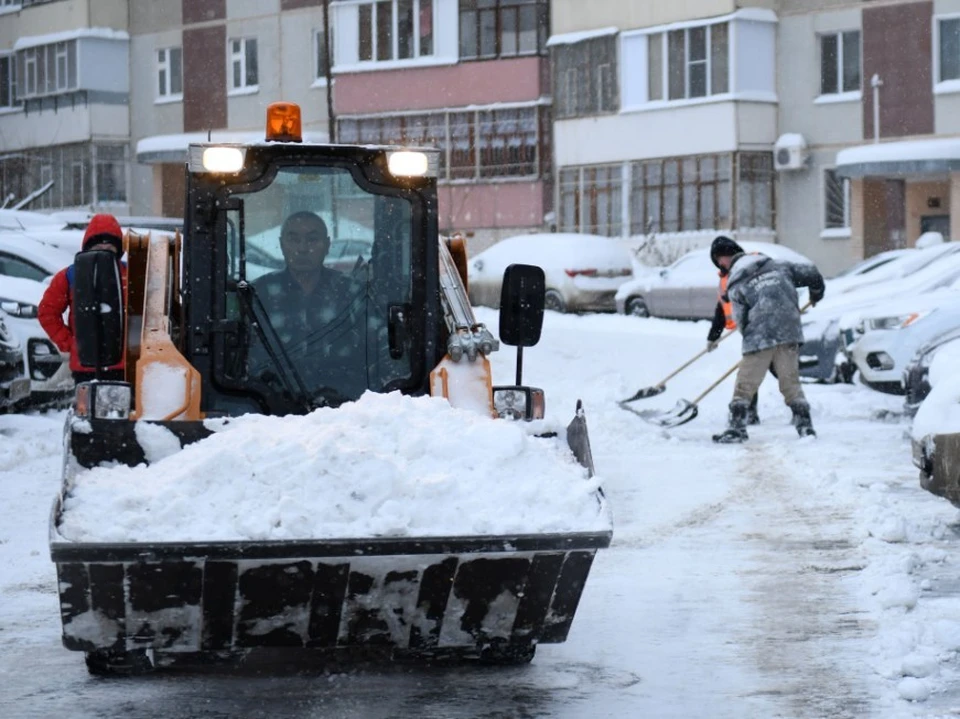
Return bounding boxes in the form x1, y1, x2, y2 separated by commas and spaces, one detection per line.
82, 213, 124, 254
710, 235, 744, 269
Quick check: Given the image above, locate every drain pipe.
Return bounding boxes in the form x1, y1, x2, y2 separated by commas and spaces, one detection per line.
871, 74, 883, 143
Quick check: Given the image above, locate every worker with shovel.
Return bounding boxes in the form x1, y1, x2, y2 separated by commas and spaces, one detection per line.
710, 238, 824, 444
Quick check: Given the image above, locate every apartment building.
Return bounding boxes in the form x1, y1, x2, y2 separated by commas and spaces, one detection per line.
129, 0, 334, 219
781, 0, 960, 274
329, 0, 552, 246
549, 0, 780, 261
0, 0, 130, 214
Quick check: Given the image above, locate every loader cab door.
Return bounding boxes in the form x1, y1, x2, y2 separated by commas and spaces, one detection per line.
206, 161, 428, 415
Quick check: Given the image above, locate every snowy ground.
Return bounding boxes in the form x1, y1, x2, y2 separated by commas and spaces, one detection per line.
2, 309, 960, 718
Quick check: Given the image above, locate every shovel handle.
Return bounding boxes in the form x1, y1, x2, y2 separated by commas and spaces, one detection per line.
654, 328, 736, 388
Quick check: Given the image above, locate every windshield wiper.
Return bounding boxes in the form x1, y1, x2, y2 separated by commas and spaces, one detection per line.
235, 280, 323, 413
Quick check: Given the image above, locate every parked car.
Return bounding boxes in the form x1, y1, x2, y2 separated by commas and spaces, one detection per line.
0, 232, 74, 281
615, 241, 814, 319
0, 276, 73, 407
326, 237, 373, 273
801, 243, 960, 381
903, 327, 960, 416
826, 248, 915, 295
847, 290, 960, 394
911, 372, 960, 508
468, 233, 634, 313
0, 307, 29, 411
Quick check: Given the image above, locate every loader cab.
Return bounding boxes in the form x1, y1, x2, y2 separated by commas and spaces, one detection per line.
181, 114, 442, 416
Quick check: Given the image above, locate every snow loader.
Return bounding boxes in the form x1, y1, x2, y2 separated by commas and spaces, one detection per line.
49, 102, 611, 675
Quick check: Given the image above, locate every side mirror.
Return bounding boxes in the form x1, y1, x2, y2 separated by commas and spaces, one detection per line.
73, 250, 124, 370
659, 268, 668, 278
498, 263, 544, 348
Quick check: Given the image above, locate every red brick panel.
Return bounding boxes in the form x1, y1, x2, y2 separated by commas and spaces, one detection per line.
183, 25, 227, 132
862, 1, 933, 139
183, 0, 226, 25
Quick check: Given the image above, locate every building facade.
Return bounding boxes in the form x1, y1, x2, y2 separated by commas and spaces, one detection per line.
0, 0, 130, 215
549, 0, 781, 264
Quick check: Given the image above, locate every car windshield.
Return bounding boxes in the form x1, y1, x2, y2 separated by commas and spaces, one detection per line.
220, 165, 415, 408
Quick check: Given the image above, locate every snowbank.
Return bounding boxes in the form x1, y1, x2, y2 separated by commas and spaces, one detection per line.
57, 392, 609, 543
911, 374, 960, 441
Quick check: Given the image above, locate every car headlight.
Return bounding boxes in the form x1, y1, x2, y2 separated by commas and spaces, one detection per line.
74, 381, 132, 420
0, 299, 38, 319
867, 312, 929, 331
492, 386, 545, 421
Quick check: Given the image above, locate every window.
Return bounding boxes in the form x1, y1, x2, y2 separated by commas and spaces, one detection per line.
358, 0, 434, 63
315, 26, 332, 81
337, 105, 546, 181
824, 169, 850, 230
629, 154, 732, 234
229, 37, 258, 92
15, 41, 77, 99
0, 253, 48, 283
820, 30, 860, 95
0, 0, 21, 7
558, 165, 622, 236
0, 54, 17, 108
645, 23, 728, 103
157, 47, 183, 100
95, 145, 127, 203
737, 152, 775, 229
940, 18, 960, 82
459, 0, 548, 60
553, 35, 618, 118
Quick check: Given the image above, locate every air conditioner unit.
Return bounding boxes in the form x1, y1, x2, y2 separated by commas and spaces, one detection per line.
774, 133, 808, 171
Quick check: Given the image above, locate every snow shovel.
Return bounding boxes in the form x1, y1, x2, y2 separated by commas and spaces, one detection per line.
621, 359, 742, 427
619, 329, 736, 403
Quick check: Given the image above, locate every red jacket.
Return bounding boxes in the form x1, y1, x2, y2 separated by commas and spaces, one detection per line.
38, 262, 128, 373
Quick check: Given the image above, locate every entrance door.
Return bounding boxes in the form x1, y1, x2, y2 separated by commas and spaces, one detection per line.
920, 214, 951, 240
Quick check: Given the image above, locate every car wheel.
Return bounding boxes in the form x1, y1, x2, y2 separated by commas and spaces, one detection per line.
544, 289, 566, 313
625, 297, 649, 317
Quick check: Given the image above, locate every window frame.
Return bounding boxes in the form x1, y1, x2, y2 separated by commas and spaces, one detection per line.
646, 22, 730, 104
15, 40, 77, 100
459, 0, 548, 61
552, 34, 619, 119
817, 29, 861, 101
0, 53, 18, 110
156, 46, 183, 102
355, 0, 436, 66
936, 14, 960, 92
314, 25, 333, 85
822, 167, 851, 236
228, 37, 259, 95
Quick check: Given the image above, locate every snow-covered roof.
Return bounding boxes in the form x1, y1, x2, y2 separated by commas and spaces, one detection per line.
547, 27, 618, 47
14, 27, 128, 51
136, 129, 330, 163
835, 138, 960, 178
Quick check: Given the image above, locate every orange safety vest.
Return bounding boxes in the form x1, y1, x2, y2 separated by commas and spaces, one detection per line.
719, 273, 736, 330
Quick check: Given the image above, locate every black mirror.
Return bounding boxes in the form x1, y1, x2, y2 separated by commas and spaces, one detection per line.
499, 263, 544, 347
659, 268, 668, 278
73, 250, 124, 370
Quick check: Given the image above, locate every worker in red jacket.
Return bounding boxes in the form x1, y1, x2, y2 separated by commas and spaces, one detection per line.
38, 213, 128, 382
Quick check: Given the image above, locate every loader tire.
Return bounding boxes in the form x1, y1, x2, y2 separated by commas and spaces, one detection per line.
479, 642, 536, 666
544, 290, 566, 314
85, 648, 154, 676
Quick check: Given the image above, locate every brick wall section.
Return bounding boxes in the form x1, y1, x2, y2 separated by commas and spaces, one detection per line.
183, 25, 227, 132
862, 1, 933, 139
182, 0, 225, 24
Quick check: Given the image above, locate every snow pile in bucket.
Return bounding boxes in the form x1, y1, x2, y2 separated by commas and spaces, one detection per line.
57, 391, 609, 542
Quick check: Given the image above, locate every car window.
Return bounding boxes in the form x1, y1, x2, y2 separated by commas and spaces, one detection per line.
0, 252, 49, 282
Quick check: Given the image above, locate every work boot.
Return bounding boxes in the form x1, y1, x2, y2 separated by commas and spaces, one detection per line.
747, 393, 760, 426
713, 400, 749, 444
790, 400, 816, 438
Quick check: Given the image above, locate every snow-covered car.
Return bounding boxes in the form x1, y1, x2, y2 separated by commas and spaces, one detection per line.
0, 232, 74, 281
615, 241, 814, 320
848, 291, 960, 394
468, 233, 634, 313
911, 372, 960, 507
0, 308, 29, 411
903, 327, 960, 416
800, 242, 960, 381
825, 248, 915, 296
0, 276, 72, 406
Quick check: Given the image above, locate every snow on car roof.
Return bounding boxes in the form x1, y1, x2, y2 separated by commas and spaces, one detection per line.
56, 391, 611, 543
0, 233, 74, 274
0, 210, 67, 232
471, 233, 633, 275
0, 275, 45, 304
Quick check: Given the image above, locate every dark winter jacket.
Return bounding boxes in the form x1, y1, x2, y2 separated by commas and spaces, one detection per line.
725, 253, 824, 355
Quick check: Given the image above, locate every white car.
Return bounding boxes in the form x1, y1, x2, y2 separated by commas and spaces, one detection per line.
615, 241, 814, 319
0, 276, 73, 406
848, 289, 960, 394
0, 232, 75, 281
468, 233, 634, 313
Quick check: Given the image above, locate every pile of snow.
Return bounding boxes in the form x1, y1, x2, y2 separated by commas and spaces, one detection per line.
57, 392, 609, 543
915, 231, 945, 249
910, 374, 960, 441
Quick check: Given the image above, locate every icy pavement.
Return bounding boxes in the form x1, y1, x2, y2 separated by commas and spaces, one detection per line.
2, 310, 960, 718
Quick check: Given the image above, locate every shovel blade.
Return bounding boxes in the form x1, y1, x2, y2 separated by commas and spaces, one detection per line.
620, 385, 666, 403
619, 399, 698, 428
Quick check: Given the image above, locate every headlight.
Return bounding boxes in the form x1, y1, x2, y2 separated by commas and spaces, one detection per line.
0, 299, 38, 319
188, 145, 247, 173
74, 381, 132, 420
492, 386, 545, 421
867, 312, 928, 331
